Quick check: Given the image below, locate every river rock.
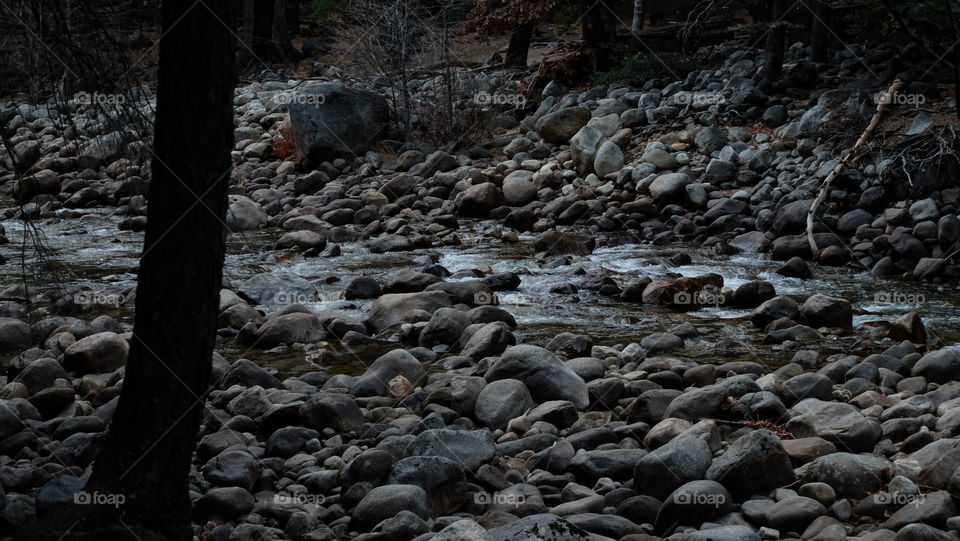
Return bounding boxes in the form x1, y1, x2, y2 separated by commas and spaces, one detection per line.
788, 399, 881, 452
387, 455, 467, 516
406, 429, 496, 471
366, 291, 452, 333
353, 484, 429, 527
570, 125, 604, 175
299, 392, 365, 432
474, 378, 533, 429
706, 429, 796, 499
351, 348, 425, 396
62, 332, 128, 374
487, 514, 589, 541
634, 435, 712, 499
536, 106, 591, 144
288, 81, 390, 167
459, 182, 505, 217
226, 195, 269, 231
485, 345, 589, 408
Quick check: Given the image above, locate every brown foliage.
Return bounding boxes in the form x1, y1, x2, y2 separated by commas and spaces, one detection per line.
469, 0, 558, 32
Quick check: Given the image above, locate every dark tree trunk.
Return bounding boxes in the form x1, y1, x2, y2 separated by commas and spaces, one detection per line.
760, 0, 790, 88
809, 0, 830, 63
287, 0, 300, 34
52, 0, 236, 538
505, 21, 535, 68
580, 0, 616, 72
272, 0, 297, 62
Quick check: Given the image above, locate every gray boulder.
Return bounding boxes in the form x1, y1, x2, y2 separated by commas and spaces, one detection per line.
485, 345, 589, 408
288, 82, 390, 167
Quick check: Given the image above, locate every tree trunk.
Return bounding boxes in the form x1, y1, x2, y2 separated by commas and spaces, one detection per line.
809, 0, 830, 63
272, 0, 297, 62
631, 0, 644, 33
286, 0, 300, 34
760, 0, 790, 88
54, 0, 236, 538
505, 21, 534, 68
580, 0, 615, 72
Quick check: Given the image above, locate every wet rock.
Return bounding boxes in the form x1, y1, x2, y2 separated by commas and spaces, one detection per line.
344, 276, 381, 300
367, 291, 452, 333
800, 295, 852, 328
461, 322, 512, 360
776, 256, 812, 278
751, 296, 800, 328
533, 231, 596, 256
238, 273, 317, 307
256, 313, 324, 347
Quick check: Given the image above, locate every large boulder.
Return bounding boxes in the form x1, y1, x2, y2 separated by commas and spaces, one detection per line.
226, 195, 269, 231
485, 345, 589, 408
570, 125, 604, 175
594, 141, 624, 178
536, 106, 591, 144
799, 295, 852, 328
649, 173, 693, 204
406, 429, 496, 471
366, 291, 452, 333
288, 82, 390, 167
238, 273, 317, 307
474, 379, 533, 429
912, 349, 960, 384
256, 313, 324, 347
705, 429, 796, 499
0, 318, 32, 351
787, 399, 882, 452
351, 349, 426, 396
487, 514, 589, 541
458, 182, 505, 218
353, 485, 429, 527
634, 436, 712, 499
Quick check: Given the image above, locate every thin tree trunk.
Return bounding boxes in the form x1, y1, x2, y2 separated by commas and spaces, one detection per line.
809, 0, 829, 63
631, 0, 644, 33
760, 0, 790, 87
272, 0, 296, 62
53, 0, 237, 538
505, 21, 534, 68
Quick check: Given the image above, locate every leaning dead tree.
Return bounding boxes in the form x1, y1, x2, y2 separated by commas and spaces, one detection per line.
806, 79, 904, 258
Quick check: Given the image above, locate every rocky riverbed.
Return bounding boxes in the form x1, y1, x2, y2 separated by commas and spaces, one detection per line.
2, 40, 960, 541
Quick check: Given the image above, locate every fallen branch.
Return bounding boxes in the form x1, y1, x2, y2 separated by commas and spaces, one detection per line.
806, 78, 904, 258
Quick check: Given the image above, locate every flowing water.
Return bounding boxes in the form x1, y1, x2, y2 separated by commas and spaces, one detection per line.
4, 211, 959, 377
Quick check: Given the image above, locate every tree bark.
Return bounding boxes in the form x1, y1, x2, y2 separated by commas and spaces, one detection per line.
272, 0, 297, 62
505, 21, 535, 68
809, 0, 830, 63
55, 0, 236, 538
760, 0, 790, 88
631, 0, 644, 33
